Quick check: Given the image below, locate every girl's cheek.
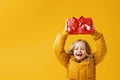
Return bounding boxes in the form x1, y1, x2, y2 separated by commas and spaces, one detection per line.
83, 51, 86, 54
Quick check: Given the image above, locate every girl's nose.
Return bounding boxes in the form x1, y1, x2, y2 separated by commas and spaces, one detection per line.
78, 49, 81, 52
78, 48, 81, 51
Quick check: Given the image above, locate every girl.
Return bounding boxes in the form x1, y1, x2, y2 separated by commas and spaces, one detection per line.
53, 27, 107, 80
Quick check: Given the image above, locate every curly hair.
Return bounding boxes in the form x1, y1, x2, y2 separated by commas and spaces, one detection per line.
68, 39, 92, 56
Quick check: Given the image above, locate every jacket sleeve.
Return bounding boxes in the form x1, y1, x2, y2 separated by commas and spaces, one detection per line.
53, 31, 69, 68
92, 30, 107, 65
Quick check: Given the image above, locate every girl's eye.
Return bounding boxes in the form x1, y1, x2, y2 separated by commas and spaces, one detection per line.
81, 48, 85, 50
75, 48, 78, 50
75, 48, 85, 50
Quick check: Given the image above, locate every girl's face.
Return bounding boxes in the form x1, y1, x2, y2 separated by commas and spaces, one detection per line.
73, 41, 87, 60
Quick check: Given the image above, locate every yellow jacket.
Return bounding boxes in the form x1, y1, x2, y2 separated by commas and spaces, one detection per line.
53, 31, 107, 80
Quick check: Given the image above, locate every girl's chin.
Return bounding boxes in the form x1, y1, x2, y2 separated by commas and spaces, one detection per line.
75, 57, 82, 60
75, 56, 85, 60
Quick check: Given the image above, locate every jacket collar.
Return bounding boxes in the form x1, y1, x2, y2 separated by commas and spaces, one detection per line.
70, 55, 94, 63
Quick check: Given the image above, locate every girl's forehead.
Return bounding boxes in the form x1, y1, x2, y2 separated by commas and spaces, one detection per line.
74, 41, 85, 48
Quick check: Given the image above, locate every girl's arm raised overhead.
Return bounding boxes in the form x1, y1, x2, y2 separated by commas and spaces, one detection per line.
53, 30, 69, 68
91, 30, 107, 65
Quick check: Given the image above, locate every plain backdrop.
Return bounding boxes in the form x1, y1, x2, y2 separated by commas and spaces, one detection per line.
0, 0, 120, 80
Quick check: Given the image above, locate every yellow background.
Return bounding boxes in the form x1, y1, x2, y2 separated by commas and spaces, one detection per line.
0, 0, 120, 80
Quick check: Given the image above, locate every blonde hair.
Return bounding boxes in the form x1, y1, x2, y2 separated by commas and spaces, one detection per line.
68, 39, 92, 56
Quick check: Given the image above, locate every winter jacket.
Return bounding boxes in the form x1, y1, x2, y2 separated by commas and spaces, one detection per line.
53, 30, 107, 80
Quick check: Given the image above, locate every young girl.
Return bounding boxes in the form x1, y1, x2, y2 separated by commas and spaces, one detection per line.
53, 27, 107, 80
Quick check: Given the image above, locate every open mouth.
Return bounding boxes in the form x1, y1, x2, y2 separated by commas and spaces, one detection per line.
76, 54, 83, 56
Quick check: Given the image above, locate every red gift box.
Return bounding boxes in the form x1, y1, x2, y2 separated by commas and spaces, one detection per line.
66, 16, 94, 34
